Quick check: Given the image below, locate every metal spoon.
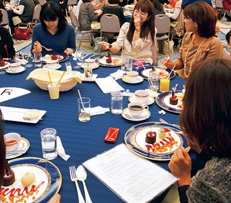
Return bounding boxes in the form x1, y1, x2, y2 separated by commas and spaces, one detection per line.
76, 165, 92, 203
41, 45, 53, 52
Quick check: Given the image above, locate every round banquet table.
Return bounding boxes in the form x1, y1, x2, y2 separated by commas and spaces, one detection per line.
0, 55, 204, 203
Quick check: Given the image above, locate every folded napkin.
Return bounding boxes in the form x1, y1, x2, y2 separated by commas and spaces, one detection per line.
110, 70, 126, 80
95, 76, 124, 93
57, 136, 70, 161
90, 106, 110, 116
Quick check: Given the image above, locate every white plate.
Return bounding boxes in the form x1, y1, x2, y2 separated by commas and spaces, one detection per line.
6, 138, 30, 159
99, 56, 123, 67
5, 66, 26, 74
141, 68, 169, 79
121, 108, 151, 121
122, 75, 144, 84
0, 106, 46, 123
0, 62, 9, 70
43, 64, 61, 70
128, 95, 155, 105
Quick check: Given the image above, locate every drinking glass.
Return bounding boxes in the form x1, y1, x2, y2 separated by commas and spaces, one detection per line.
111, 91, 123, 114
77, 97, 91, 122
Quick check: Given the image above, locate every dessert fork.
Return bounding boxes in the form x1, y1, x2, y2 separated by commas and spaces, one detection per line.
159, 118, 181, 129
69, 165, 86, 203
41, 45, 53, 52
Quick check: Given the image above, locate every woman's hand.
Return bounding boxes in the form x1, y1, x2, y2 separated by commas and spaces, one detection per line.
133, 12, 141, 30
168, 147, 191, 187
32, 41, 42, 54
98, 42, 110, 50
161, 57, 174, 69
64, 48, 74, 55
47, 194, 61, 203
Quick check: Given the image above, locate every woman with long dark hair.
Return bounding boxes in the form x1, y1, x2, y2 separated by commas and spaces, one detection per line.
99, 0, 156, 64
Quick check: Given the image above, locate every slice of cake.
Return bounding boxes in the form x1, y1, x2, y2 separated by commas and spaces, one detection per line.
3, 169, 15, 186
169, 90, 178, 105
145, 131, 156, 144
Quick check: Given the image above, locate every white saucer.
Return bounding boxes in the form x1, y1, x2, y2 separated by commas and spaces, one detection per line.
43, 64, 62, 70
128, 94, 155, 105
5, 66, 26, 74
122, 75, 144, 84
121, 108, 151, 121
6, 137, 30, 159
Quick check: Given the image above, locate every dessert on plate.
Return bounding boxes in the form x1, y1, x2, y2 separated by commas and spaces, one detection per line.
169, 90, 178, 105
145, 131, 157, 144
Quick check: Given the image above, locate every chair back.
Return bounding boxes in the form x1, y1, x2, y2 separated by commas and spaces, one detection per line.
100, 14, 120, 33
155, 14, 170, 35
0, 9, 9, 26
69, 10, 79, 30
32, 4, 42, 24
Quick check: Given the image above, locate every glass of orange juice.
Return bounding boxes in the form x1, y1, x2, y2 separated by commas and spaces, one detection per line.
160, 78, 170, 92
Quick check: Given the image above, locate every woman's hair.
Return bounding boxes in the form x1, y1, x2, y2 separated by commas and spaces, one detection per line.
40, 1, 67, 34
180, 59, 231, 157
127, 0, 155, 45
0, 10, 2, 24
184, 1, 217, 38
0, 110, 6, 187
226, 30, 231, 45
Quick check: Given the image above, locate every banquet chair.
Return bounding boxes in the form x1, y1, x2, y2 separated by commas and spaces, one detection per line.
0, 9, 11, 35
32, 4, 42, 24
69, 9, 98, 50
99, 14, 120, 53
155, 14, 171, 56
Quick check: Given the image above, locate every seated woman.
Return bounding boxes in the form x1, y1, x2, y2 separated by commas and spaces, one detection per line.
32, 1, 76, 56
102, 0, 125, 26
78, 0, 102, 31
168, 59, 231, 203
99, 0, 157, 64
164, 0, 182, 21
0, 10, 15, 59
10, 0, 35, 25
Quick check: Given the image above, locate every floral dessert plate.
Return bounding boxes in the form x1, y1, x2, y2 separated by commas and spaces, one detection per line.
1, 157, 62, 203
42, 53, 69, 63
124, 122, 186, 161
138, 66, 176, 80
156, 91, 184, 114
99, 56, 123, 67
6, 137, 30, 159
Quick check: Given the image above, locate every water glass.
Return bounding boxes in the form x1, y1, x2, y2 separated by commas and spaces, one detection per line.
40, 128, 57, 160
76, 50, 84, 62
148, 71, 159, 92
121, 55, 132, 71
77, 97, 91, 122
111, 91, 123, 114
65, 62, 72, 72
34, 53, 42, 68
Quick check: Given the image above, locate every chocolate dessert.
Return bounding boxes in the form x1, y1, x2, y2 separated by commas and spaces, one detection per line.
106, 52, 112, 63
51, 54, 57, 60
145, 131, 156, 144
3, 161, 15, 186
169, 90, 178, 105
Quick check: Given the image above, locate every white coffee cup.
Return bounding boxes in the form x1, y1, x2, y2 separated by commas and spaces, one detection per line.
4, 132, 22, 152
9, 62, 21, 72
126, 71, 138, 82
128, 102, 148, 116
134, 90, 149, 103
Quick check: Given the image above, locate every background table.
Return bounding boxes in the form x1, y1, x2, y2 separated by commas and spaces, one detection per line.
0, 56, 186, 203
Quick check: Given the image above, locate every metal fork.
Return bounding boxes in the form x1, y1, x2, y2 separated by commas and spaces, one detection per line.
69, 165, 86, 203
41, 45, 53, 52
159, 118, 181, 129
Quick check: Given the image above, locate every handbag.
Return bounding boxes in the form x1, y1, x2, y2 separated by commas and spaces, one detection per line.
14, 26, 30, 40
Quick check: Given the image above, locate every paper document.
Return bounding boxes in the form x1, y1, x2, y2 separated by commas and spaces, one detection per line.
83, 143, 177, 203
0, 87, 31, 102
95, 76, 124, 93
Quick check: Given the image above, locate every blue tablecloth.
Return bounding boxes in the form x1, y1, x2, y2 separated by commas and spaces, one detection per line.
0, 56, 187, 202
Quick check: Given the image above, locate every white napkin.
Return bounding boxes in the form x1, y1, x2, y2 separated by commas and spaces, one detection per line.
56, 136, 70, 161
110, 70, 126, 80
90, 106, 110, 116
